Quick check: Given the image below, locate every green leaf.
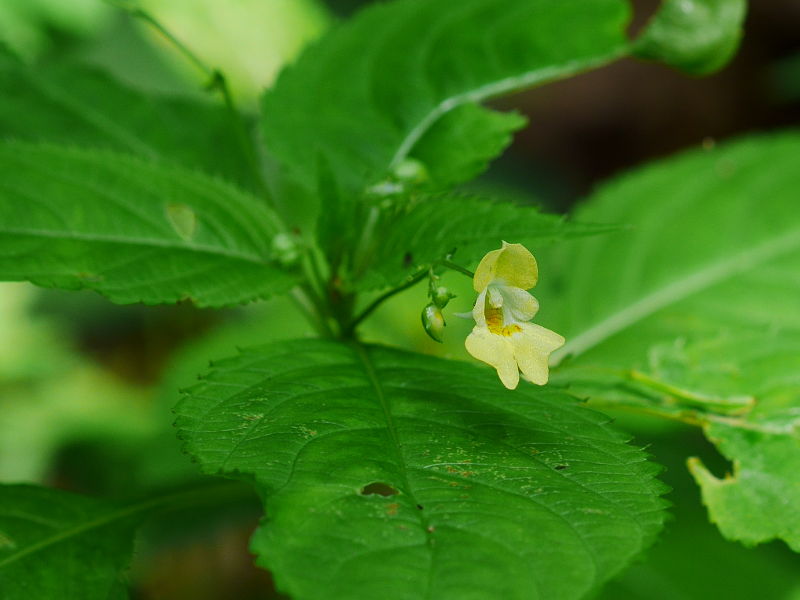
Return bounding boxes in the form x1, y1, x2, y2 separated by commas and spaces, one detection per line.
0, 47, 257, 190
176, 339, 667, 600
261, 0, 631, 195
409, 104, 528, 190
0, 142, 296, 307
634, 0, 747, 75
544, 132, 800, 549
683, 332, 800, 551
0, 485, 139, 599
357, 194, 618, 290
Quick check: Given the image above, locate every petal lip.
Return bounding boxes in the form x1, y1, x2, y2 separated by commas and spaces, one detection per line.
501, 287, 539, 322
511, 323, 566, 386
465, 327, 519, 389
473, 241, 539, 291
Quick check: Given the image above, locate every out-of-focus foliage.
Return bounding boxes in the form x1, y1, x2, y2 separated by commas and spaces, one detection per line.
0, 0, 109, 58
0, 485, 139, 599
0, 283, 152, 482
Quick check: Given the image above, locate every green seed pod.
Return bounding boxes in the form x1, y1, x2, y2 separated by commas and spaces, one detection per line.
421, 303, 446, 343
431, 285, 455, 309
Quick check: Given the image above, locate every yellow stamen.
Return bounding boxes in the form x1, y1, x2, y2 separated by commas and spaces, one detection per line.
485, 307, 522, 337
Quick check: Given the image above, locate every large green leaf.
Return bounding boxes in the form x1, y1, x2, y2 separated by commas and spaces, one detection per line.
544, 132, 800, 549
356, 193, 618, 290
261, 0, 632, 195
0, 142, 296, 307
176, 339, 667, 600
0, 485, 139, 599
0, 47, 256, 190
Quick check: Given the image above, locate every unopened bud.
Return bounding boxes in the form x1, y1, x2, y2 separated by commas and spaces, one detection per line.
431, 285, 455, 309
271, 232, 300, 267
393, 158, 429, 185
421, 303, 446, 343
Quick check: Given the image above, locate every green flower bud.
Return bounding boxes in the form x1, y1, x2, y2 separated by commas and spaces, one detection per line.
431, 285, 455, 309
421, 303, 446, 343
271, 232, 301, 267
393, 158, 429, 184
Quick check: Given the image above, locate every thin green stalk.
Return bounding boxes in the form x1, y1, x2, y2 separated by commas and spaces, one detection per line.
346, 270, 428, 335
106, 1, 270, 199
291, 287, 335, 338
439, 259, 474, 278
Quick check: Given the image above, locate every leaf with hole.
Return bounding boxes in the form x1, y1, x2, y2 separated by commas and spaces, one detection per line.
176, 339, 667, 600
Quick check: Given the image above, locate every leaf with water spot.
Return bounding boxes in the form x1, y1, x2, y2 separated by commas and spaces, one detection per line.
0, 141, 296, 307
176, 339, 667, 600
541, 132, 800, 550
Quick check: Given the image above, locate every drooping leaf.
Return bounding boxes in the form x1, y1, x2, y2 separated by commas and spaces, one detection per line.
261, 0, 632, 196
599, 428, 800, 600
683, 331, 800, 552
634, 0, 747, 75
0, 485, 139, 599
176, 339, 667, 600
0, 142, 296, 307
543, 132, 800, 549
0, 47, 257, 190
409, 104, 528, 190
356, 193, 618, 290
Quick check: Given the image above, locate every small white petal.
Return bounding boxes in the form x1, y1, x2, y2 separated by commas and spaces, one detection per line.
501, 286, 539, 321
471, 289, 488, 328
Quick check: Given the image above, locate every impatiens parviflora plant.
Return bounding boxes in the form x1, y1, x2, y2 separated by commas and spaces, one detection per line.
8, 0, 800, 599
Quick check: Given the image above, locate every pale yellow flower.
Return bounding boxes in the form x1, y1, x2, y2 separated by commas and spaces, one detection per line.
465, 242, 565, 389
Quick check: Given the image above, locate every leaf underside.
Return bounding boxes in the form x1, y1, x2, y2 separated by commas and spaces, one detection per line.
176, 339, 667, 600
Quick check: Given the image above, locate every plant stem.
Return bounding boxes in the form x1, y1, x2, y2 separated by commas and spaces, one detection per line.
291, 287, 335, 338
346, 269, 428, 336
106, 0, 270, 199
439, 259, 474, 278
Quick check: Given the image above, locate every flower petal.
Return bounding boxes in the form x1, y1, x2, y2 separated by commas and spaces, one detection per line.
471, 288, 488, 327
501, 286, 540, 321
465, 327, 519, 389
510, 323, 566, 385
473, 242, 538, 291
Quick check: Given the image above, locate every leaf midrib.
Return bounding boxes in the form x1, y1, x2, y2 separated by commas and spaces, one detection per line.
553, 227, 800, 364
388, 49, 628, 171
352, 343, 435, 600
1, 227, 270, 266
